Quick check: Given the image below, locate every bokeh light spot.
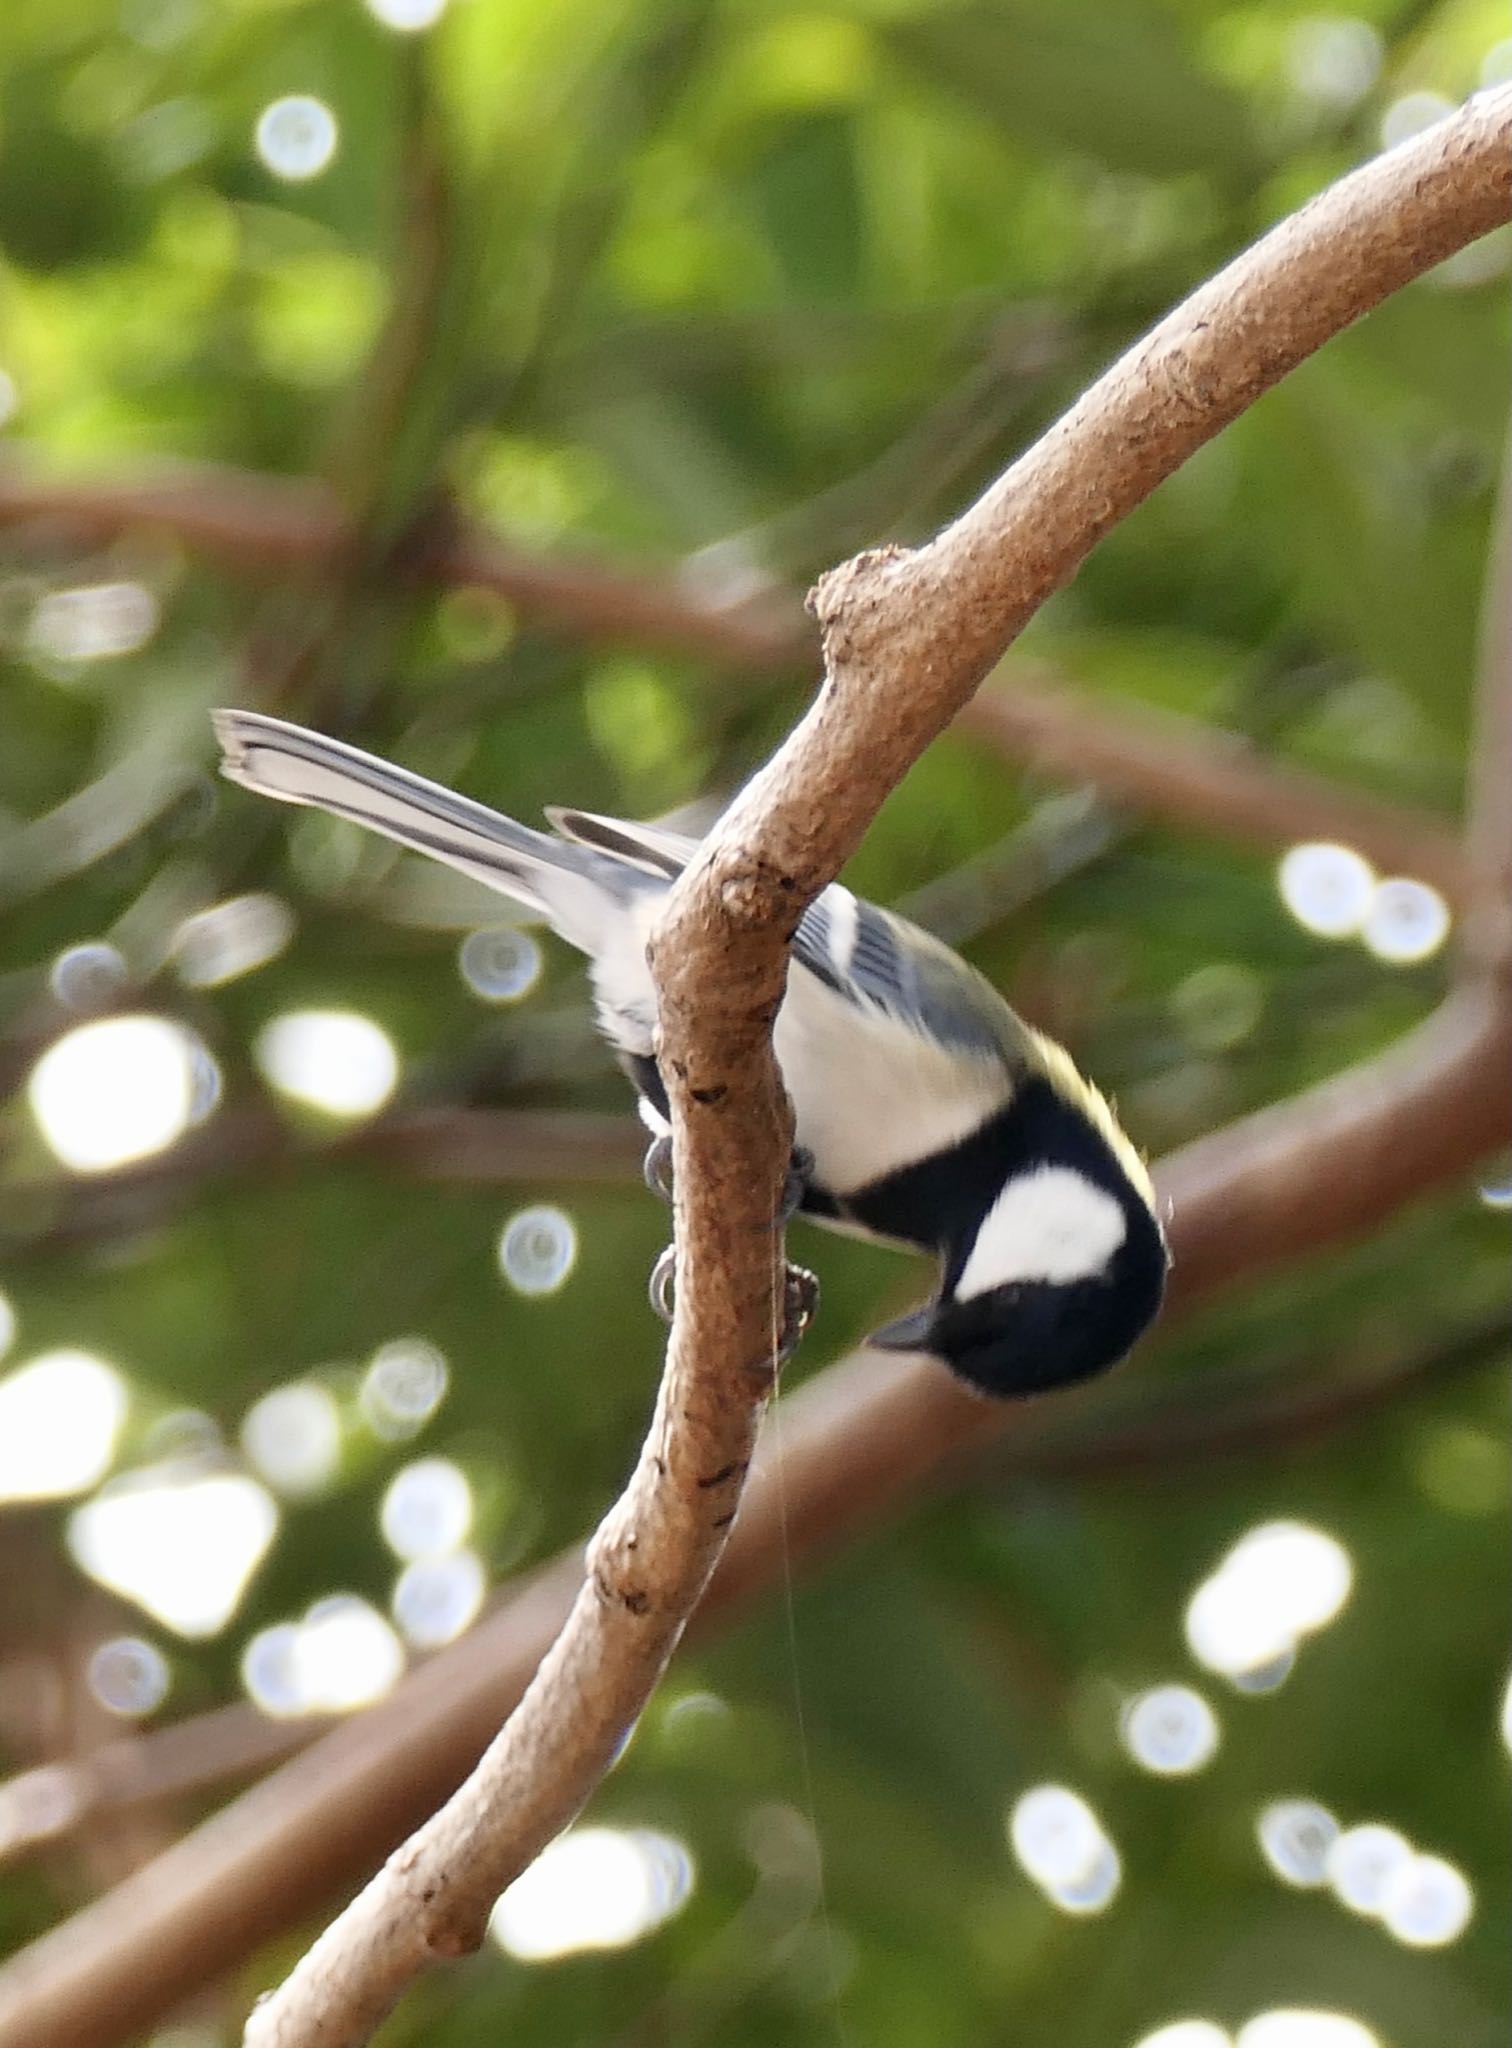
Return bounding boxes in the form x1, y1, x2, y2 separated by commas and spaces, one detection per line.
1170, 963, 1263, 1052
380, 1457, 473, 1561
1286, 16, 1382, 108
359, 1336, 449, 1440
1007, 1785, 1121, 1914
489, 1827, 695, 1960
0, 1350, 127, 1503
49, 942, 129, 1010
1381, 1853, 1473, 1946
241, 1382, 343, 1498
69, 1470, 279, 1638
1237, 2015, 1379, 2048
1362, 877, 1450, 963
1483, 38, 1512, 88
1379, 91, 1454, 152
1185, 1521, 1352, 1684
242, 1597, 406, 1716
0, 1291, 14, 1363
1120, 1685, 1220, 1776
1132, 2025, 1233, 2048
392, 1550, 487, 1648
498, 1205, 578, 1295
29, 582, 159, 663
255, 96, 338, 181
1277, 844, 1375, 939
364, 0, 448, 28
293, 1596, 405, 1711
1325, 1823, 1413, 1916
256, 1010, 399, 1118
29, 1015, 209, 1172
459, 926, 543, 1003
88, 1636, 170, 1717
1258, 1800, 1339, 1887
173, 894, 295, 988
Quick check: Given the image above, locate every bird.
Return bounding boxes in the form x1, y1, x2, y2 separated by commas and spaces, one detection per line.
213, 708, 1168, 1399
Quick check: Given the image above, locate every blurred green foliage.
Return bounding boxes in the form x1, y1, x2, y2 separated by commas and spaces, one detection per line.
0, 0, 1508, 2045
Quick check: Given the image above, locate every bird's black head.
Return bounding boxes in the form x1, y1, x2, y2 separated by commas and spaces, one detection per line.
867, 1081, 1169, 1400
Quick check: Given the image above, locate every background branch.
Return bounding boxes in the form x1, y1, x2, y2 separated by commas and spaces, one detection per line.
0, 460, 808, 670
0, 974, 1504, 2048
1, 88, 1505, 2048
179, 85, 1512, 2048
958, 676, 1469, 899
4, 1300, 1498, 1875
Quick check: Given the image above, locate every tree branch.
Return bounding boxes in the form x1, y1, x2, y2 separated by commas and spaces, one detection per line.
4, 1299, 1496, 1875
2, 89, 1506, 2048
1463, 413, 1512, 971
958, 674, 1469, 900
216, 87, 1512, 2048
0, 459, 807, 670
0, 1107, 643, 1262
0, 982, 1505, 2048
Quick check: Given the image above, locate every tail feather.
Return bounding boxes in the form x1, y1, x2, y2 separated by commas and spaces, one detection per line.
212, 709, 623, 951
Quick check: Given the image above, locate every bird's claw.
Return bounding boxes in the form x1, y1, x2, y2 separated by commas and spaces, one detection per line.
642, 1133, 676, 1203
776, 1262, 820, 1365
647, 1247, 820, 1367
648, 1243, 678, 1321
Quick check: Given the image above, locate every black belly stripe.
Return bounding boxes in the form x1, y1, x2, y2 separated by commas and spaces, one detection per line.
841, 1074, 1133, 1267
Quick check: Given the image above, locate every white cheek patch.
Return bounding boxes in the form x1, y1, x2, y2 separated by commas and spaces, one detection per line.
955, 1165, 1127, 1299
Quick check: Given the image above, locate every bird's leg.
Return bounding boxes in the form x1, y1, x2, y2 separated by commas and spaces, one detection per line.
645, 1136, 821, 1363
648, 1247, 819, 1366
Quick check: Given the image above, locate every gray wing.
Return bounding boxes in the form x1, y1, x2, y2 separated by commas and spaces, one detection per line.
549, 808, 1032, 1070
793, 887, 1034, 1070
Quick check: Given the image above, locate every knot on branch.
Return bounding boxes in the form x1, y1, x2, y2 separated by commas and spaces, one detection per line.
807, 544, 918, 671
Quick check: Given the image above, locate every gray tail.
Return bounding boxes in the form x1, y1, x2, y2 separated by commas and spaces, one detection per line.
212, 709, 620, 951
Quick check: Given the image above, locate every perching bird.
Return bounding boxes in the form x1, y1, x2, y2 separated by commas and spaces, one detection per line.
214, 709, 1167, 1399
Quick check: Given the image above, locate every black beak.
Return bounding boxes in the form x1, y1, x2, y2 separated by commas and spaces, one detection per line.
867, 1301, 939, 1354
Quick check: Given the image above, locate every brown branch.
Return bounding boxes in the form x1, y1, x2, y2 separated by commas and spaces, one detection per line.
958, 674, 1470, 901
0, 981, 1505, 2048
1463, 415, 1512, 971
0, 1107, 643, 1262
3, 1299, 1497, 1878
2, 94, 1506, 2048
210, 90, 1512, 2048
0, 459, 808, 671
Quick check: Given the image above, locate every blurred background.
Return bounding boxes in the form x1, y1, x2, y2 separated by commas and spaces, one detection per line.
0, 1, 1508, 2045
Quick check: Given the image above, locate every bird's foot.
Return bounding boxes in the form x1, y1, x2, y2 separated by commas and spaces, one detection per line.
648, 1243, 677, 1323
777, 1262, 820, 1364
647, 1247, 819, 1368
642, 1133, 675, 1204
